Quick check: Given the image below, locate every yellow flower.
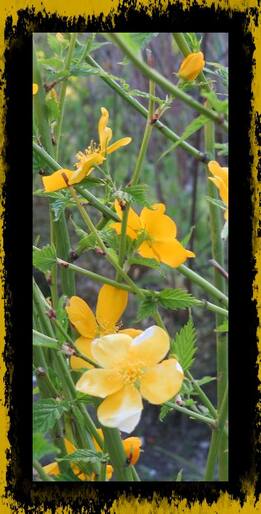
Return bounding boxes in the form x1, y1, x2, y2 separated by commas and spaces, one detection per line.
43, 436, 113, 481
76, 326, 184, 433
112, 201, 195, 268
33, 83, 39, 95
42, 107, 131, 192
56, 33, 65, 42
122, 436, 142, 465
66, 284, 142, 370
178, 52, 205, 81
208, 160, 228, 221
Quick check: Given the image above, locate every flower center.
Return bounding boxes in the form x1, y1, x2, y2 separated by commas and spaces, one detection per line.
119, 365, 144, 386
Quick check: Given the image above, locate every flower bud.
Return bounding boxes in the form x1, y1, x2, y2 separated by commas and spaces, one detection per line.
178, 52, 205, 81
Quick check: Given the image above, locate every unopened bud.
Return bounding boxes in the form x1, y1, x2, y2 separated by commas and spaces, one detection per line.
178, 52, 205, 81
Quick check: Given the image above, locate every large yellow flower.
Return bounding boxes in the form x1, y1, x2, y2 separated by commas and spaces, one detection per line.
208, 160, 228, 221
112, 201, 195, 268
66, 284, 142, 370
76, 326, 184, 433
42, 107, 131, 192
43, 434, 113, 481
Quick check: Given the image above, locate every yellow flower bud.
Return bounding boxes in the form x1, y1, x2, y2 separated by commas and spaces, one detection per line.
56, 33, 64, 42
178, 52, 205, 81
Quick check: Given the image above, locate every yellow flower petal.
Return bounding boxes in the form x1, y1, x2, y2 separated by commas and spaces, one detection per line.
122, 437, 142, 465
140, 358, 184, 404
140, 204, 177, 240
106, 464, 113, 480
71, 153, 105, 184
114, 200, 141, 236
66, 296, 97, 338
106, 137, 132, 154
150, 239, 195, 268
91, 333, 132, 369
76, 368, 123, 398
209, 176, 228, 206
42, 169, 74, 192
70, 336, 94, 370
178, 52, 205, 81
33, 83, 39, 95
137, 241, 157, 260
208, 160, 228, 185
64, 438, 76, 453
97, 385, 143, 433
119, 328, 143, 338
98, 107, 110, 152
43, 461, 59, 476
96, 285, 128, 333
128, 326, 170, 366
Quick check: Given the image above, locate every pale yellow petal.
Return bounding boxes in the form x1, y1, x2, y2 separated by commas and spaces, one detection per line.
106, 137, 132, 154
119, 328, 143, 338
140, 358, 184, 404
138, 241, 159, 260
128, 326, 170, 366
91, 333, 132, 369
70, 336, 94, 370
97, 385, 143, 433
150, 239, 195, 268
66, 296, 97, 338
140, 205, 177, 240
76, 368, 123, 398
96, 285, 128, 333
42, 169, 74, 192
208, 160, 228, 185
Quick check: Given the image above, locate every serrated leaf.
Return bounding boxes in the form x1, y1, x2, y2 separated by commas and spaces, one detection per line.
57, 449, 108, 465
33, 330, 59, 350
158, 115, 208, 161
123, 184, 150, 206
159, 289, 200, 310
136, 294, 158, 321
201, 90, 228, 114
33, 245, 56, 273
170, 318, 197, 372
33, 433, 60, 461
33, 399, 70, 434
75, 391, 100, 405
128, 255, 160, 270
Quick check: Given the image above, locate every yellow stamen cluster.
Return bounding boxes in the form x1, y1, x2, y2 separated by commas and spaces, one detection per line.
119, 365, 144, 385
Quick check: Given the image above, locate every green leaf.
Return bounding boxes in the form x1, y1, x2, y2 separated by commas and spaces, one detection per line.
33, 433, 60, 461
175, 469, 183, 481
136, 294, 158, 321
39, 57, 64, 72
128, 255, 160, 270
158, 289, 200, 310
196, 376, 216, 386
181, 226, 195, 247
205, 195, 226, 211
159, 402, 174, 422
215, 142, 228, 157
33, 330, 59, 350
57, 449, 108, 465
33, 399, 70, 434
47, 34, 68, 55
117, 33, 159, 58
33, 244, 57, 273
201, 90, 228, 114
170, 318, 197, 372
158, 115, 209, 161
215, 320, 228, 333
122, 184, 150, 206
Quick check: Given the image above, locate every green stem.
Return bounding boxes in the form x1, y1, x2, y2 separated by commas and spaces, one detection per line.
32, 142, 119, 222
204, 385, 228, 480
178, 264, 228, 307
130, 465, 141, 481
33, 46, 53, 156
165, 401, 216, 427
33, 460, 54, 481
55, 33, 77, 161
204, 108, 228, 480
107, 34, 228, 132
84, 54, 207, 162
52, 318, 100, 368
116, 79, 155, 280
102, 427, 133, 481
99, 460, 107, 481
186, 371, 217, 419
